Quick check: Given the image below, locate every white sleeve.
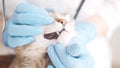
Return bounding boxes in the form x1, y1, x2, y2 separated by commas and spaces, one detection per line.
98, 0, 120, 38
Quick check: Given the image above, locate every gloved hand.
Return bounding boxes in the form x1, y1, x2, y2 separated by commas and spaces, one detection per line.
47, 43, 94, 68
2, 3, 54, 48
47, 22, 97, 68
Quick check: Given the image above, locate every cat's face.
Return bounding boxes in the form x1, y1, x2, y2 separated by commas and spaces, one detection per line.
43, 18, 66, 40
32, 12, 76, 51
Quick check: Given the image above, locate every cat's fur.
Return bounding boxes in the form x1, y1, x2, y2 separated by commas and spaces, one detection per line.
9, 12, 76, 68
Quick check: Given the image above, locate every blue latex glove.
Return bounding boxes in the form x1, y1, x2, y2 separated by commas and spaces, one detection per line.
2, 3, 54, 48
47, 44, 94, 68
47, 22, 97, 68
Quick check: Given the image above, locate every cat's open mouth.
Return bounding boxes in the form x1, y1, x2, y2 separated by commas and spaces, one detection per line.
44, 18, 67, 40
44, 28, 65, 40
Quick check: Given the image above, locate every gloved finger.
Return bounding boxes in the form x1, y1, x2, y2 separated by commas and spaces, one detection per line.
47, 65, 55, 68
73, 45, 94, 68
54, 44, 79, 68
13, 13, 54, 25
77, 47, 94, 68
8, 36, 34, 48
75, 22, 97, 42
66, 44, 81, 57
66, 38, 92, 58
55, 43, 71, 64
47, 45, 65, 68
15, 3, 50, 16
54, 44, 93, 68
8, 24, 43, 36
66, 44, 92, 59
66, 35, 90, 57
67, 35, 88, 48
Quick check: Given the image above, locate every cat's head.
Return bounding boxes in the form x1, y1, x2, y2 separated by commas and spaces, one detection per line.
31, 12, 77, 52
43, 12, 76, 46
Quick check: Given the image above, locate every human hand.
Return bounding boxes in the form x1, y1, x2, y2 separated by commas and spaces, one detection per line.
47, 43, 94, 68
47, 22, 97, 68
2, 3, 54, 48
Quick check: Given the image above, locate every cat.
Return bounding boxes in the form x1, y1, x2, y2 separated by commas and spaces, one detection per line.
9, 12, 76, 68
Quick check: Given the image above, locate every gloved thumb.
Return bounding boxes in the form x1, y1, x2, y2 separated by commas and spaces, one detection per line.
66, 44, 81, 57
47, 65, 55, 68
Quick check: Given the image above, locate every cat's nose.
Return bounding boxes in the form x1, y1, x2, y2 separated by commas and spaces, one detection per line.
56, 19, 67, 26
